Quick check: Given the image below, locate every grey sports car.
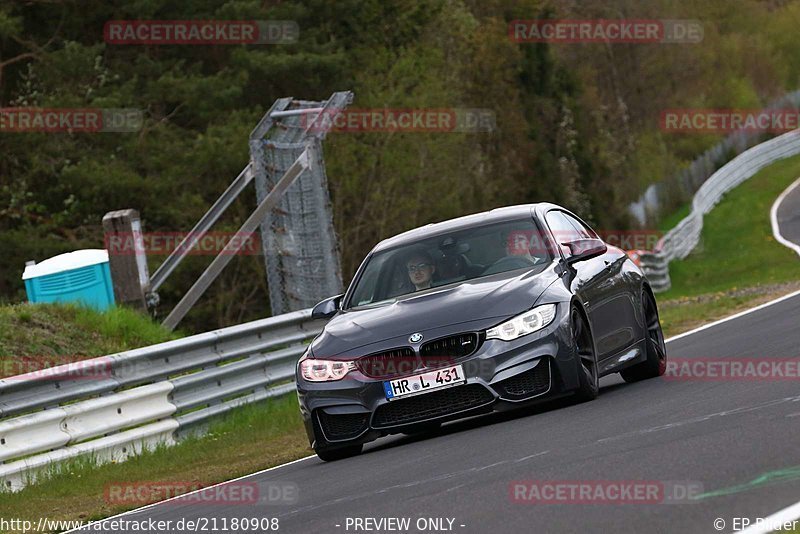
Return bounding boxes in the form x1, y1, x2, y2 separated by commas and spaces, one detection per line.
296, 203, 667, 461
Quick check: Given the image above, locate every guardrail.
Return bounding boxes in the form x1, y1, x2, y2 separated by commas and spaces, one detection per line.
628, 90, 800, 226
6, 130, 800, 491
641, 129, 800, 292
0, 310, 323, 491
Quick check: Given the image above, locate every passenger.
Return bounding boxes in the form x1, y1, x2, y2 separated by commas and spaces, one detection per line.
436, 237, 466, 280
406, 250, 436, 291
436, 252, 463, 280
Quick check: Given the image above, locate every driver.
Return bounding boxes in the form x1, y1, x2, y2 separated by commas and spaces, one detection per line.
405, 249, 436, 291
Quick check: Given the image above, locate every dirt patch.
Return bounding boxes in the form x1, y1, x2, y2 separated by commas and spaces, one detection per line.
658, 281, 800, 309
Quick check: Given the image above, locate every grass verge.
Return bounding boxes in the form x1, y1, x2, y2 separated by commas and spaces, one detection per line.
653, 153, 800, 335
0, 395, 311, 531
658, 281, 800, 338
2, 156, 800, 532
659, 155, 800, 300
0, 303, 178, 378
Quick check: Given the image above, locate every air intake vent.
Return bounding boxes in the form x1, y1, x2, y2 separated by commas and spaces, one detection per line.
419, 333, 479, 369
356, 347, 419, 379
372, 384, 494, 428
317, 411, 369, 441
494, 360, 551, 400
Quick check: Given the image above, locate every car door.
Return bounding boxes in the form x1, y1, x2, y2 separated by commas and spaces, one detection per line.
545, 210, 628, 361
560, 212, 638, 359
545, 210, 612, 348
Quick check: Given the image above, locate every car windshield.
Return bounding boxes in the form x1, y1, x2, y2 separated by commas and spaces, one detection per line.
345, 217, 552, 308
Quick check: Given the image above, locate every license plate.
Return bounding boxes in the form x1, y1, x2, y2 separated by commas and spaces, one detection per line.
383, 364, 465, 399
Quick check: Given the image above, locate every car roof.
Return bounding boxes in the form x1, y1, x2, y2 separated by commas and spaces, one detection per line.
372, 203, 560, 252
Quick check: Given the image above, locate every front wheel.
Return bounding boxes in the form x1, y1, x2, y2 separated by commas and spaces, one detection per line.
572, 306, 599, 402
620, 290, 667, 383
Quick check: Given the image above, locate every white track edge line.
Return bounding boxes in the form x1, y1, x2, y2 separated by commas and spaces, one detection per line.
664, 287, 800, 343
736, 499, 800, 534
770, 176, 800, 257
64, 282, 800, 529
63, 455, 316, 532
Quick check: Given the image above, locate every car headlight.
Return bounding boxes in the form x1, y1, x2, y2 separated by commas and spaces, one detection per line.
485, 304, 557, 341
299, 350, 356, 382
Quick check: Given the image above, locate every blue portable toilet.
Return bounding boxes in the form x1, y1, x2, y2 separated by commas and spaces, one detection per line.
22, 249, 115, 311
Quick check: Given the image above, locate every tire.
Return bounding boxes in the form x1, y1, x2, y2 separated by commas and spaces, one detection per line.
620, 289, 667, 383
572, 305, 599, 402
315, 443, 363, 462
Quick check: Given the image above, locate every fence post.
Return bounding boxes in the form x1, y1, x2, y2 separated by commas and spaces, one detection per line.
102, 209, 150, 310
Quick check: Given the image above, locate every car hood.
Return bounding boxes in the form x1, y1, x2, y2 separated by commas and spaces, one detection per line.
312, 266, 558, 358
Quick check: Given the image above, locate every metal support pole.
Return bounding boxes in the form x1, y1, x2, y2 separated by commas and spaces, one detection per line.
149, 165, 253, 292
150, 97, 293, 295
270, 107, 324, 118
161, 150, 311, 331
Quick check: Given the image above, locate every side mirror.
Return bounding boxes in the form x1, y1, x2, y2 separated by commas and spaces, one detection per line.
564, 238, 607, 265
311, 294, 343, 319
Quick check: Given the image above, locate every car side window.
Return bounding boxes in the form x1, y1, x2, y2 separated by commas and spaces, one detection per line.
545, 211, 581, 256
562, 212, 597, 239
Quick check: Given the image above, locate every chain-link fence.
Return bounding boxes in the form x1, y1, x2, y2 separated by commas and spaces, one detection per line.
250, 93, 352, 315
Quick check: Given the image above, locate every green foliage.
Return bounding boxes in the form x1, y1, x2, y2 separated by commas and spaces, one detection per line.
1, 0, 799, 331
661, 154, 800, 299
0, 302, 177, 377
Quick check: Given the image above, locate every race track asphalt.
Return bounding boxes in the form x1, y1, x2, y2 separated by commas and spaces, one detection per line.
75, 195, 800, 534
78, 290, 800, 534
776, 178, 800, 250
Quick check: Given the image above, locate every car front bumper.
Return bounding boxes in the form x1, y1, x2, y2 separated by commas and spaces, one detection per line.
296, 303, 580, 453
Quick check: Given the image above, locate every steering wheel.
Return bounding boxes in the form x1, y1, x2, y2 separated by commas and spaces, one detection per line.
481, 256, 535, 276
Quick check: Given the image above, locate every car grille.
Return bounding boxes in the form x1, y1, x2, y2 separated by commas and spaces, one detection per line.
316, 411, 369, 441
419, 333, 479, 369
495, 360, 551, 400
372, 384, 494, 428
356, 347, 419, 379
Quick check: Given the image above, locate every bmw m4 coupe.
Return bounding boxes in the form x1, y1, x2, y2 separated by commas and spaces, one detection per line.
296, 203, 667, 461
